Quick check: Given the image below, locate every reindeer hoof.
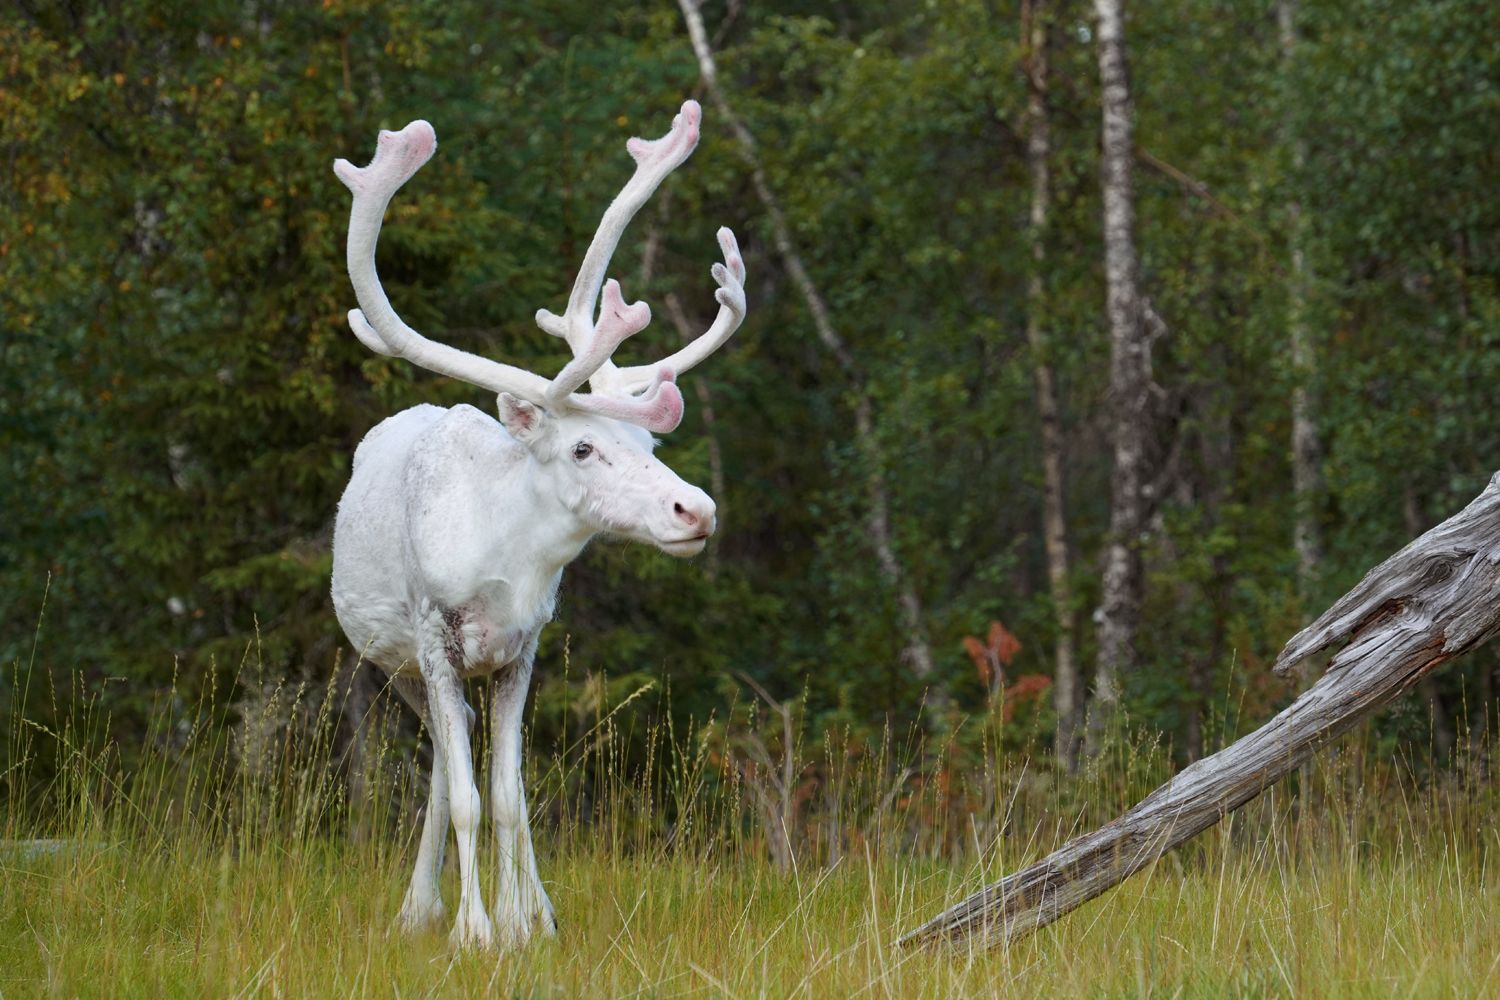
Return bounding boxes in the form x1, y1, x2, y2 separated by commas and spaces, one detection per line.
394, 899, 446, 934
448, 908, 496, 951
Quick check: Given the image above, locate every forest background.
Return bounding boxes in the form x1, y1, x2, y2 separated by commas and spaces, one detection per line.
4, 0, 1500, 800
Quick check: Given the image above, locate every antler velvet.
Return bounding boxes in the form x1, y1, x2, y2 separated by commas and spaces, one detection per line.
335, 100, 745, 436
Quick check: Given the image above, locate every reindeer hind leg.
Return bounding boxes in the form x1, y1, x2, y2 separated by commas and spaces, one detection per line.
393, 675, 449, 932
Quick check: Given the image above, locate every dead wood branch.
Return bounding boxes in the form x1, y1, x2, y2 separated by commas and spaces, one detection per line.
899, 471, 1500, 948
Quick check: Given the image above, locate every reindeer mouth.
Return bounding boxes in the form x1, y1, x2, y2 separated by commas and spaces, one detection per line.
657, 533, 710, 557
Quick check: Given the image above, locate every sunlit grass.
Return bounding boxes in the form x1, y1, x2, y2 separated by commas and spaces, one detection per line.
4, 825, 1495, 996
3, 647, 1498, 996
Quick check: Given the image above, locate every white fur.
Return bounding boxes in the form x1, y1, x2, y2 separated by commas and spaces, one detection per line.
333, 403, 714, 947
330, 100, 746, 950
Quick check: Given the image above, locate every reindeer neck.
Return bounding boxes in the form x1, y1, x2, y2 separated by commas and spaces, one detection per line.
487, 454, 596, 580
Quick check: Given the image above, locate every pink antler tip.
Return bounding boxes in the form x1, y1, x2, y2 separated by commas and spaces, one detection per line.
595, 279, 651, 346
570, 374, 685, 433
676, 103, 701, 146
651, 382, 686, 432
337, 120, 436, 195
627, 99, 702, 166
379, 119, 437, 152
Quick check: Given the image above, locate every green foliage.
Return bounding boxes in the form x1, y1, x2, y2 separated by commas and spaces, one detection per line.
4, 0, 1500, 782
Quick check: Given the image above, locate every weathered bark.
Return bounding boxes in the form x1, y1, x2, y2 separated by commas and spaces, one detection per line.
1401, 485, 1456, 759
1089, 0, 1152, 751
1021, 0, 1080, 767
899, 472, 1500, 948
677, 0, 936, 684
1280, 0, 1325, 643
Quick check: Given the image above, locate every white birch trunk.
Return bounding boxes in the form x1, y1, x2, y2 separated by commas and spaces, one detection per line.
1022, 0, 1081, 765
1279, 0, 1324, 636
1089, 0, 1151, 749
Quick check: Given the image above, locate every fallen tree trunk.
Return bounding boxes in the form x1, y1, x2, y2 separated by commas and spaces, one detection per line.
899, 471, 1500, 949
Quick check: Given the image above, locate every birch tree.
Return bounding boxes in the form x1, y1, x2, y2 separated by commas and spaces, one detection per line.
677, 0, 937, 688
1021, 0, 1080, 765
1089, 0, 1152, 749
1279, 0, 1324, 640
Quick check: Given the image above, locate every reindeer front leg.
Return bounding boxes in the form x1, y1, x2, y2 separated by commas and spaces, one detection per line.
490, 640, 556, 945
417, 611, 494, 949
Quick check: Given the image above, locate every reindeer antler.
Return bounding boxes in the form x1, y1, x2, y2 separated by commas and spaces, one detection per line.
336, 121, 548, 402
535, 100, 749, 400
336, 107, 741, 434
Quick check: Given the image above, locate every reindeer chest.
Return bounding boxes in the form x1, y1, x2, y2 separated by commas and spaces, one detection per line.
428, 604, 535, 679
373, 595, 544, 681
416, 572, 558, 679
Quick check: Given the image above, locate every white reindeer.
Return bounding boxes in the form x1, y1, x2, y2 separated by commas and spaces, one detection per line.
329, 100, 745, 949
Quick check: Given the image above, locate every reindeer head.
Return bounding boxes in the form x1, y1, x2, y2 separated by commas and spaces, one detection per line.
334, 101, 745, 559
495, 393, 715, 556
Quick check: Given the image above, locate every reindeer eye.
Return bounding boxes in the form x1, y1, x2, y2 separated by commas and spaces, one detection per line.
572, 442, 593, 461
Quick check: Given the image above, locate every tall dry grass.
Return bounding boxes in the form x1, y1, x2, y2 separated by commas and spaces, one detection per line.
3, 637, 1497, 996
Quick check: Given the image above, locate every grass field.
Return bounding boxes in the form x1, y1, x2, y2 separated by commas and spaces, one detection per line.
4, 662, 1498, 997
4, 821, 1496, 996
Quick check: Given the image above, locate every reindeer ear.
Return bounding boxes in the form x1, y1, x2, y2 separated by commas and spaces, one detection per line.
497, 393, 548, 443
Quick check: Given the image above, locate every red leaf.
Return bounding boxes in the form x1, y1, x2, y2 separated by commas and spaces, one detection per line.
988, 620, 1022, 667
962, 635, 991, 686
